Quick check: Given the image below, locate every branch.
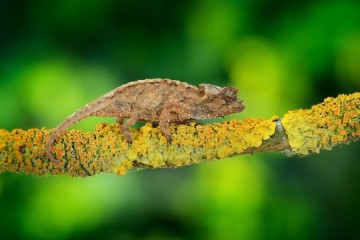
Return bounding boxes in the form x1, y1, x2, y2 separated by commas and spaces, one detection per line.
1, 93, 359, 177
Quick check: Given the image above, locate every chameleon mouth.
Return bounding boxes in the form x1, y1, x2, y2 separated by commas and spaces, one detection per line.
237, 99, 246, 111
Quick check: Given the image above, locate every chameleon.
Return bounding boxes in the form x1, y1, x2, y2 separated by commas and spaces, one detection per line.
46, 78, 245, 163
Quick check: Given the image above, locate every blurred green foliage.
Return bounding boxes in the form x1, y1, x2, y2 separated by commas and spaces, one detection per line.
0, 0, 359, 239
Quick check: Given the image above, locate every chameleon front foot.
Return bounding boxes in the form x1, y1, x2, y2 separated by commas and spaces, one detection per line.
120, 125, 133, 143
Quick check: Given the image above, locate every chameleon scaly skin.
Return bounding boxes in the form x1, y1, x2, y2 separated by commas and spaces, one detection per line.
46, 79, 245, 163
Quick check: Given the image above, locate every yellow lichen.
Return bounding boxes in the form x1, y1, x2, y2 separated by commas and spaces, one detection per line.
282, 93, 360, 155
111, 118, 276, 175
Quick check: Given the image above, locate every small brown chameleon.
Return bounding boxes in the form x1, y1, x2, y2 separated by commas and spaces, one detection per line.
46, 79, 245, 163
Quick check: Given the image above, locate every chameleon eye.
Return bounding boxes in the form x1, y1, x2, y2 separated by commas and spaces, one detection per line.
221, 87, 238, 101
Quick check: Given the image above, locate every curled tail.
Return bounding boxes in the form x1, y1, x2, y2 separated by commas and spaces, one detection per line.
46, 103, 102, 163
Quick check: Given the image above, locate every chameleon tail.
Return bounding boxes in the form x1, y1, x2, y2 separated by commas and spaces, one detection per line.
45, 103, 102, 163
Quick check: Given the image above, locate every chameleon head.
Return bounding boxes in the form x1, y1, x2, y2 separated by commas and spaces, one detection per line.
196, 84, 245, 119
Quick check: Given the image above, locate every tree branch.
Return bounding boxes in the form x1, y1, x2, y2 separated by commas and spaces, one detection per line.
0, 93, 359, 177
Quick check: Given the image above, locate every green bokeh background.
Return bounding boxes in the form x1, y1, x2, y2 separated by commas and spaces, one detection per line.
0, 0, 359, 239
